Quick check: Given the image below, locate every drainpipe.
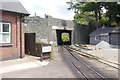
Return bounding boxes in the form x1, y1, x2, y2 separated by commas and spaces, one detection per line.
20, 14, 23, 58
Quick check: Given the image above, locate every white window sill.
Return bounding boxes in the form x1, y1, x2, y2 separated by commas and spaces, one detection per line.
0, 43, 13, 47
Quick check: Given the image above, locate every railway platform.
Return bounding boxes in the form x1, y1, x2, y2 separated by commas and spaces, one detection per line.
2, 47, 77, 78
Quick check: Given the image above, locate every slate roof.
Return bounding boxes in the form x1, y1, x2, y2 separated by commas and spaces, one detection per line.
115, 22, 120, 27
0, 0, 29, 16
110, 27, 120, 33
89, 27, 116, 36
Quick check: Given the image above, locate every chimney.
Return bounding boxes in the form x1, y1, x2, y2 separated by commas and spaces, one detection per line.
35, 12, 36, 17
102, 24, 106, 29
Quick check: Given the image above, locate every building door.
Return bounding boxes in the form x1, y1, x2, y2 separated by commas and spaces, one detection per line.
109, 33, 120, 45
25, 33, 36, 55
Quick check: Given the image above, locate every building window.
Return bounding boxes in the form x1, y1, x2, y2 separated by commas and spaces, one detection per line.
0, 22, 11, 44
95, 36, 101, 41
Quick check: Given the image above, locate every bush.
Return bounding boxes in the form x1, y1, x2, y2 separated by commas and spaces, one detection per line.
61, 33, 70, 42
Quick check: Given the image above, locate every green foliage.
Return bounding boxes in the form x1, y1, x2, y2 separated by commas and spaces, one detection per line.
36, 40, 40, 43
111, 21, 117, 26
104, 2, 120, 26
67, 1, 120, 27
100, 14, 109, 26
51, 51, 54, 60
74, 12, 95, 25
36, 40, 46, 44
61, 33, 70, 42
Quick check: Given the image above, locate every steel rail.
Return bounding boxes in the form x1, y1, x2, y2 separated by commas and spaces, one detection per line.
64, 46, 106, 80
68, 46, 119, 70
61, 46, 89, 79
75, 45, 120, 66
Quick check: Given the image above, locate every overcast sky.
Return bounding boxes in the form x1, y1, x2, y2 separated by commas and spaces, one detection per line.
19, 0, 75, 20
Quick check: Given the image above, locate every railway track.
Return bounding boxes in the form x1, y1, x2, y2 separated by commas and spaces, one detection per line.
75, 44, 120, 65
67, 46, 119, 70
62, 46, 107, 80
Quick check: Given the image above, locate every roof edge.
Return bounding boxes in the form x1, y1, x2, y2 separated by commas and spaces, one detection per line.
0, 10, 30, 16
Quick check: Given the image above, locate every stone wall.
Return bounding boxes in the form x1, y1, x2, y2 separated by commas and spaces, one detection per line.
24, 17, 49, 41
24, 15, 89, 45
24, 15, 74, 45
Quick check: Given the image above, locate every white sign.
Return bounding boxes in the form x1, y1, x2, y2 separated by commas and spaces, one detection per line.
42, 46, 52, 53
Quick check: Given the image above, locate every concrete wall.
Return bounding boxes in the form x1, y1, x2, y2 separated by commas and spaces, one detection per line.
73, 23, 89, 44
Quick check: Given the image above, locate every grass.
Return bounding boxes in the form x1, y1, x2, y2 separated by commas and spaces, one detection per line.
36, 40, 46, 44
51, 51, 54, 60
71, 49, 98, 60
36, 40, 40, 43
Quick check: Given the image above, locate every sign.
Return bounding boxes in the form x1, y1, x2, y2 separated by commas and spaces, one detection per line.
42, 46, 52, 53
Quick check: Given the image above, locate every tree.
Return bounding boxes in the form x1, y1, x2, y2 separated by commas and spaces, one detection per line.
67, 1, 103, 29
82, 2, 102, 28
103, 2, 120, 26
67, 1, 120, 28
61, 33, 70, 42
74, 12, 95, 25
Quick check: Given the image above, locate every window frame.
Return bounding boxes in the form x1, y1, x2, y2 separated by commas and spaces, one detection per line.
95, 36, 101, 41
0, 22, 11, 44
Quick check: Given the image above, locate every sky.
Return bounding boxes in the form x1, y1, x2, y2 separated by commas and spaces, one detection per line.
19, 0, 75, 20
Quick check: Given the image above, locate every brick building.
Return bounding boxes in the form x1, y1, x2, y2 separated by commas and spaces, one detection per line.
0, 0, 29, 60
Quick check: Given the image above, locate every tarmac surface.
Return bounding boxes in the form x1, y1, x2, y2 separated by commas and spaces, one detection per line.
1, 49, 77, 78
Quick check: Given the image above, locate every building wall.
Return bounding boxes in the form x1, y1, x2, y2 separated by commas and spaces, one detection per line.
73, 23, 89, 44
24, 15, 75, 45
0, 12, 25, 60
24, 15, 90, 45
110, 33, 120, 45
90, 35, 109, 45
101, 35, 109, 42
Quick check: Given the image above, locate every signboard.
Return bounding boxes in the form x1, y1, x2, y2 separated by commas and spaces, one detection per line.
42, 46, 52, 53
